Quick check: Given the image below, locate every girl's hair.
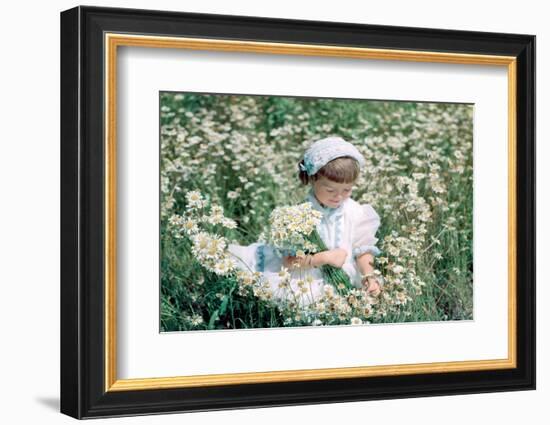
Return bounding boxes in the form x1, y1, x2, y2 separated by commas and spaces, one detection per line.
298, 156, 360, 185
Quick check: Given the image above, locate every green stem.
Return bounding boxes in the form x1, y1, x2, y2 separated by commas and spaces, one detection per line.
308, 231, 353, 294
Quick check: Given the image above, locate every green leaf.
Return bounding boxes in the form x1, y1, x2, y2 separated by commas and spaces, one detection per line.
208, 311, 219, 329
218, 295, 229, 316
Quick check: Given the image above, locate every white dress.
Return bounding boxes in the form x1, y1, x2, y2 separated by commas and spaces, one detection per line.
228, 190, 381, 306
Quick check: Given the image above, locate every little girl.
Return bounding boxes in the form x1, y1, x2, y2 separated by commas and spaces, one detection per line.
228, 136, 382, 306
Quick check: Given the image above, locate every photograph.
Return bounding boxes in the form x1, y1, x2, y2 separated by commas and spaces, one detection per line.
160, 92, 474, 331
58, 5, 535, 419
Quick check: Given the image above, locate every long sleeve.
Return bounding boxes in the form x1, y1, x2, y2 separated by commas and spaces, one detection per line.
351, 204, 381, 258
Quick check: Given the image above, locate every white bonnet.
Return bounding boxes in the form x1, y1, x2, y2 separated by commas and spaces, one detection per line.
300, 136, 366, 176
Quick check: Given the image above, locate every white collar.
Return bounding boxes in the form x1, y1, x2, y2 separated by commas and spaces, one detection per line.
306, 189, 345, 221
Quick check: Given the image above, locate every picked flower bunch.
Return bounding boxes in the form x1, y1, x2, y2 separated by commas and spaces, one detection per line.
264, 202, 354, 292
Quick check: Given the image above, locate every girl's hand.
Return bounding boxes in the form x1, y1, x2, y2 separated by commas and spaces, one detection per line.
283, 255, 301, 269
322, 248, 348, 269
363, 277, 381, 296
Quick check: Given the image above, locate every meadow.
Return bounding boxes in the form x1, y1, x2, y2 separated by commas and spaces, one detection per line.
160, 92, 473, 331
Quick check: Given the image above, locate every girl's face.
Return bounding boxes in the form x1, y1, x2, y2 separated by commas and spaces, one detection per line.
312, 176, 354, 208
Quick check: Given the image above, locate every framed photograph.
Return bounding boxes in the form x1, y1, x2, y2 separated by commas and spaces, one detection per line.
60, 5, 535, 419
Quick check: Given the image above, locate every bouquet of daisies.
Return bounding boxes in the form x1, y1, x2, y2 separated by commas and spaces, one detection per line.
265, 202, 353, 292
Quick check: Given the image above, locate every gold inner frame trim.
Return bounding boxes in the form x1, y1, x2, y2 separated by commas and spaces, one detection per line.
104, 33, 517, 392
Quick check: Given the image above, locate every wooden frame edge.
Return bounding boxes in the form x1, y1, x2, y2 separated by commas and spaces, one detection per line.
103, 33, 518, 392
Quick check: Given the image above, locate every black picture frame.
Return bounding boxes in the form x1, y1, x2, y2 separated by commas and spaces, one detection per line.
60, 5, 536, 419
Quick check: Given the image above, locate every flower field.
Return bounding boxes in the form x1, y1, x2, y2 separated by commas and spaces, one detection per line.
160, 92, 473, 331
